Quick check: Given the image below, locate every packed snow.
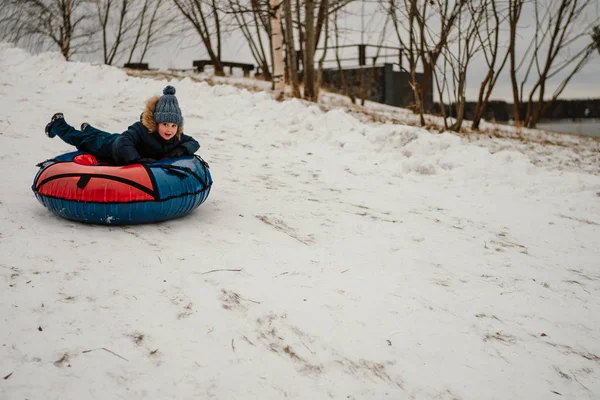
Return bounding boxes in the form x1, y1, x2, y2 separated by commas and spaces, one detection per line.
1, 43, 599, 399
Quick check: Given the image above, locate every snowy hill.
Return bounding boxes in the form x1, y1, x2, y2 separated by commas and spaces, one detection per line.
1, 43, 599, 399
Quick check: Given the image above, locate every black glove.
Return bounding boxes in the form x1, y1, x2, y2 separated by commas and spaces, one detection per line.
137, 157, 156, 164
164, 147, 188, 158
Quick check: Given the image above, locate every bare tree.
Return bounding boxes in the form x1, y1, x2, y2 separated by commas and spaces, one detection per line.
440, 0, 483, 131
508, 0, 598, 128
471, 0, 510, 130
283, 0, 300, 96
507, 0, 525, 125
226, 0, 273, 80
93, 0, 183, 66
388, 0, 424, 123
173, 0, 225, 75
126, 0, 166, 63
0, 0, 96, 60
315, 0, 330, 96
220, 0, 346, 99
421, 0, 466, 115
431, 53, 450, 130
387, 0, 464, 125
300, 0, 351, 101
304, 0, 317, 100
126, 0, 152, 62
295, 0, 304, 75
332, 10, 357, 103
524, 0, 598, 128
96, 0, 132, 65
271, 0, 285, 98
0, 1, 23, 43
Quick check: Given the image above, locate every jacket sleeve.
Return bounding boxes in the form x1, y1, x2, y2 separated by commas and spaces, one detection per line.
112, 125, 143, 164
178, 133, 200, 155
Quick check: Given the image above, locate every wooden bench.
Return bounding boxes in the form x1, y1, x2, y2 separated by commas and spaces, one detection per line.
193, 60, 254, 77
124, 62, 149, 70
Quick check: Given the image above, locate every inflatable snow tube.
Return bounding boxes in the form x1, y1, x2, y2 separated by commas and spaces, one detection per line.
32, 151, 212, 225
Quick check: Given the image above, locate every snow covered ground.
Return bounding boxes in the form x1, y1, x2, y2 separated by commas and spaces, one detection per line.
1, 43, 599, 399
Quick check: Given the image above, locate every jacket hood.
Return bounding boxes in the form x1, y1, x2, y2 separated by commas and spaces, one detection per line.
141, 95, 184, 139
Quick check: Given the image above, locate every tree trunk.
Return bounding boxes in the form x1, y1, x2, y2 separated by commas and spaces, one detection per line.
61, 0, 73, 60
173, 0, 224, 76
303, 0, 316, 101
528, 81, 546, 129
271, 0, 285, 99
283, 0, 300, 97
315, 0, 328, 98
472, 71, 491, 129
138, 0, 162, 62
252, 1, 272, 80
296, 0, 304, 82
471, 0, 509, 131
509, 0, 524, 126
127, 0, 149, 63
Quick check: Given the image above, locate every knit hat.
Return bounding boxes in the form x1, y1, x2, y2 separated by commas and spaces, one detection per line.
154, 85, 183, 127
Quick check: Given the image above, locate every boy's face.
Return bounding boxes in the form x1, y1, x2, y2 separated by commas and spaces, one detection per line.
157, 122, 178, 140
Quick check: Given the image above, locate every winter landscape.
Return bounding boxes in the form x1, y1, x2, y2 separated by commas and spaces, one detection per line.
1, 44, 600, 399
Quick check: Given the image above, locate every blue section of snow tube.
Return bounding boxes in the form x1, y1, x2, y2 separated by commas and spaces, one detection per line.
33, 152, 212, 225
35, 192, 210, 225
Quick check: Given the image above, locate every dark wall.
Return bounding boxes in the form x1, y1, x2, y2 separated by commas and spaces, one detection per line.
319, 66, 385, 103
439, 99, 600, 122
320, 65, 598, 120
319, 64, 432, 109
538, 99, 600, 120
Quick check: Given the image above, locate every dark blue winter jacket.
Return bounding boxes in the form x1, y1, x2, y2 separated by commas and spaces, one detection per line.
112, 121, 200, 165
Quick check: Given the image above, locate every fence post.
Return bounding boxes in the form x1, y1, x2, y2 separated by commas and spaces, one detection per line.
398, 49, 403, 70
384, 63, 394, 106
358, 44, 366, 66
296, 50, 302, 71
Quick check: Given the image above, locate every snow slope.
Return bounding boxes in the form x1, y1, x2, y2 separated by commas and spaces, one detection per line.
1, 44, 599, 399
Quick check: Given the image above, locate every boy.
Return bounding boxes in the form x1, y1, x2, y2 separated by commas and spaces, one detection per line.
45, 85, 199, 165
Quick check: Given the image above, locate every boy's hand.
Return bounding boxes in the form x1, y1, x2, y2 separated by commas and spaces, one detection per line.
164, 147, 188, 158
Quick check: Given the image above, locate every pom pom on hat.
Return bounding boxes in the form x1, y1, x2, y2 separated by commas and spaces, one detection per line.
163, 85, 176, 95
155, 85, 183, 127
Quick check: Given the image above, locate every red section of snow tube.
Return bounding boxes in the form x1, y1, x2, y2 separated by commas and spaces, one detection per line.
37, 176, 155, 202
35, 162, 155, 202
